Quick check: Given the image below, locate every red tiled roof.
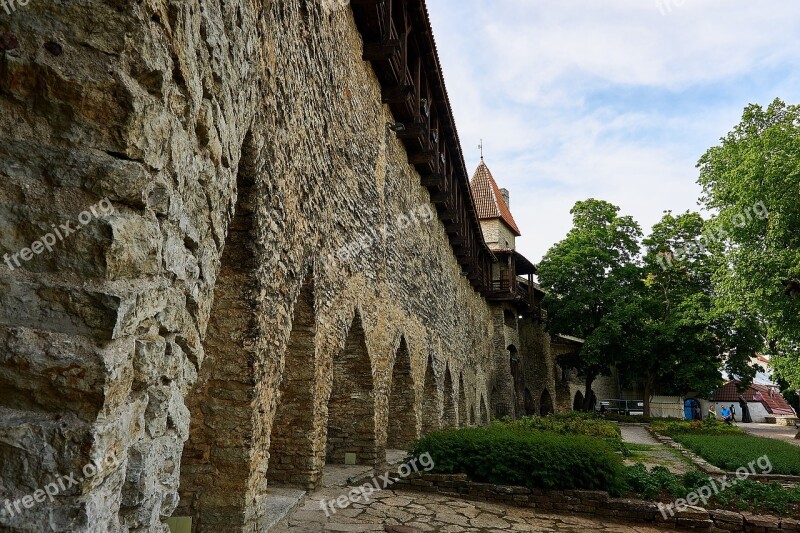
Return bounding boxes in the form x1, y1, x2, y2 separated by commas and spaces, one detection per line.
711, 381, 797, 416
469, 161, 521, 236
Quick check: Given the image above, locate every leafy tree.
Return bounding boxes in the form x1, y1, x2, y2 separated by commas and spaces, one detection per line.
537, 199, 642, 410
697, 98, 800, 392
629, 211, 758, 416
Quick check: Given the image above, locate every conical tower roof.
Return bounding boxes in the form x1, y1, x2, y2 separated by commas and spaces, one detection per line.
469, 161, 521, 236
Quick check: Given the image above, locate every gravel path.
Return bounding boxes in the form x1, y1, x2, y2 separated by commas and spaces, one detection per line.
619, 423, 693, 474
619, 424, 658, 445
738, 423, 800, 447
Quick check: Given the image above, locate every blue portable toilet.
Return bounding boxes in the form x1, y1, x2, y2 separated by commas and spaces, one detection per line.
684, 398, 700, 420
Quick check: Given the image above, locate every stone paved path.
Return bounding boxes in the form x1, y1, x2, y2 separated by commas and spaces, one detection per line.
619, 424, 657, 446
739, 422, 800, 446
272, 486, 668, 532
619, 423, 693, 474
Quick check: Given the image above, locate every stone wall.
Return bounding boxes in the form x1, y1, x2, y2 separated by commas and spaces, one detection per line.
478, 219, 515, 250
0, 1, 498, 532
519, 317, 558, 416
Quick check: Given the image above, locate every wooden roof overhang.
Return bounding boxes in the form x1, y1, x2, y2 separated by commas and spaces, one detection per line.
351, 0, 495, 295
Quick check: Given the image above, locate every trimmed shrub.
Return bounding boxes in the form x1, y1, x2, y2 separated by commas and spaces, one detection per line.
409, 426, 626, 494
503, 414, 625, 452
602, 414, 679, 424
651, 418, 743, 436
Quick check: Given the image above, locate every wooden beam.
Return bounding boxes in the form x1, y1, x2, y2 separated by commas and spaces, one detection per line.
421, 173, 444, 188
397, 122, 427, 140
409, 150, 435, 165
363, 40, 401, 61
445, 222, 461, 234
381, 85, 413, 104
430, 191, 450, 205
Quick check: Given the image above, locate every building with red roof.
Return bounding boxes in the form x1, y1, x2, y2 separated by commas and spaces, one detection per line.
709, 380, 797, 421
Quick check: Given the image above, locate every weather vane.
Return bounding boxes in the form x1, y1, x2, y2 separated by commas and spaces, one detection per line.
479, 139, 484, 161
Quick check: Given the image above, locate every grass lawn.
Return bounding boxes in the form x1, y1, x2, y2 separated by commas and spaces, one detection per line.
671, 433, 800, 476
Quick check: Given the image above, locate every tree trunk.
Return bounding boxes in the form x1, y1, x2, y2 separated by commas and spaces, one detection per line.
643, 370, 656, 418
582, 373, 596, 412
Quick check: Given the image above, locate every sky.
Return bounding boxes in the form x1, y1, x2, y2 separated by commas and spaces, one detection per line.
426, 0, 800, 263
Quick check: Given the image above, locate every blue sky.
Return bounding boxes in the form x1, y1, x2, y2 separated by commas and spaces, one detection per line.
426, 0, 800, 262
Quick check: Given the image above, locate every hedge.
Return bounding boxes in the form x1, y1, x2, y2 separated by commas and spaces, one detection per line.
409, 425, 626, 494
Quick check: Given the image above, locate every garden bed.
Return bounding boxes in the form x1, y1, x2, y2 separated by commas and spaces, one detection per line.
671, 433, 800, 476
408, 423, 625, 493
407, 416, 800, 520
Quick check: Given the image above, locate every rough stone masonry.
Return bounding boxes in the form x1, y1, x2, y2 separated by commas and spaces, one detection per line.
0, 1, 564, 531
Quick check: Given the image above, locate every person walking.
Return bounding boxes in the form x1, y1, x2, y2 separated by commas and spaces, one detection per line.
738, 394, 752, 423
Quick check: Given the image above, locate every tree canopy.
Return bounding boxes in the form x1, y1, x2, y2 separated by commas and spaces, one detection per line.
537, 199, 642, 409
538, 98, 799, 414
697, 98, 800, 389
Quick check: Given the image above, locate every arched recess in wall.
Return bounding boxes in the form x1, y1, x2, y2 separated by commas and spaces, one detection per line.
267, 275, 318, 488
421, 355, 440, 434
442, 365, 457, 429
457, 374, 468, 427
387, 337, 418, 450
524, 388, 535, 417
491, 384, 510, 420
326, 312, 377, 466
573, 391, 585, 412
177, 131, 269, 531
508, 345, 522, 413
540, 389, 554, 416
479, 394, 489, 425
469, 403, 476, 425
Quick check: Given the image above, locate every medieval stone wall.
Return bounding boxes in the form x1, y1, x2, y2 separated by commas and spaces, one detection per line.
519, 318, 558, 416
0, 1, 496, 532
477, 219, 516, 250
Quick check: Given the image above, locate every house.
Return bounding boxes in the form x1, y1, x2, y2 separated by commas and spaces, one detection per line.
708, 380, 797, 424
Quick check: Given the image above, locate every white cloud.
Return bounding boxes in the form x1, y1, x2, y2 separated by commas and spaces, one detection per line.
427, 0, 800, 262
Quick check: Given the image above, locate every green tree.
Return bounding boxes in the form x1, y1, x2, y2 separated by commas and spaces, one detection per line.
697, 98, 800, 392
629, 211, 758, 416
537, 199, 642, 410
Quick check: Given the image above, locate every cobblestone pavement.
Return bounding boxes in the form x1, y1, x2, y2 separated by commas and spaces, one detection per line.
739, 422, 800, 446
272, 486, 668, 532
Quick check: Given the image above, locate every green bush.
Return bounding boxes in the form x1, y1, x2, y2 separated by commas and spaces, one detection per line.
651, 418, 743, 436
623, 464, 686, 499
409, 426, 626, 494
670, 433, 800, 476
602, 414, 679, 424
714, 479, 800, 514
502, 414, 625, 452
622, 464, 800, 515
